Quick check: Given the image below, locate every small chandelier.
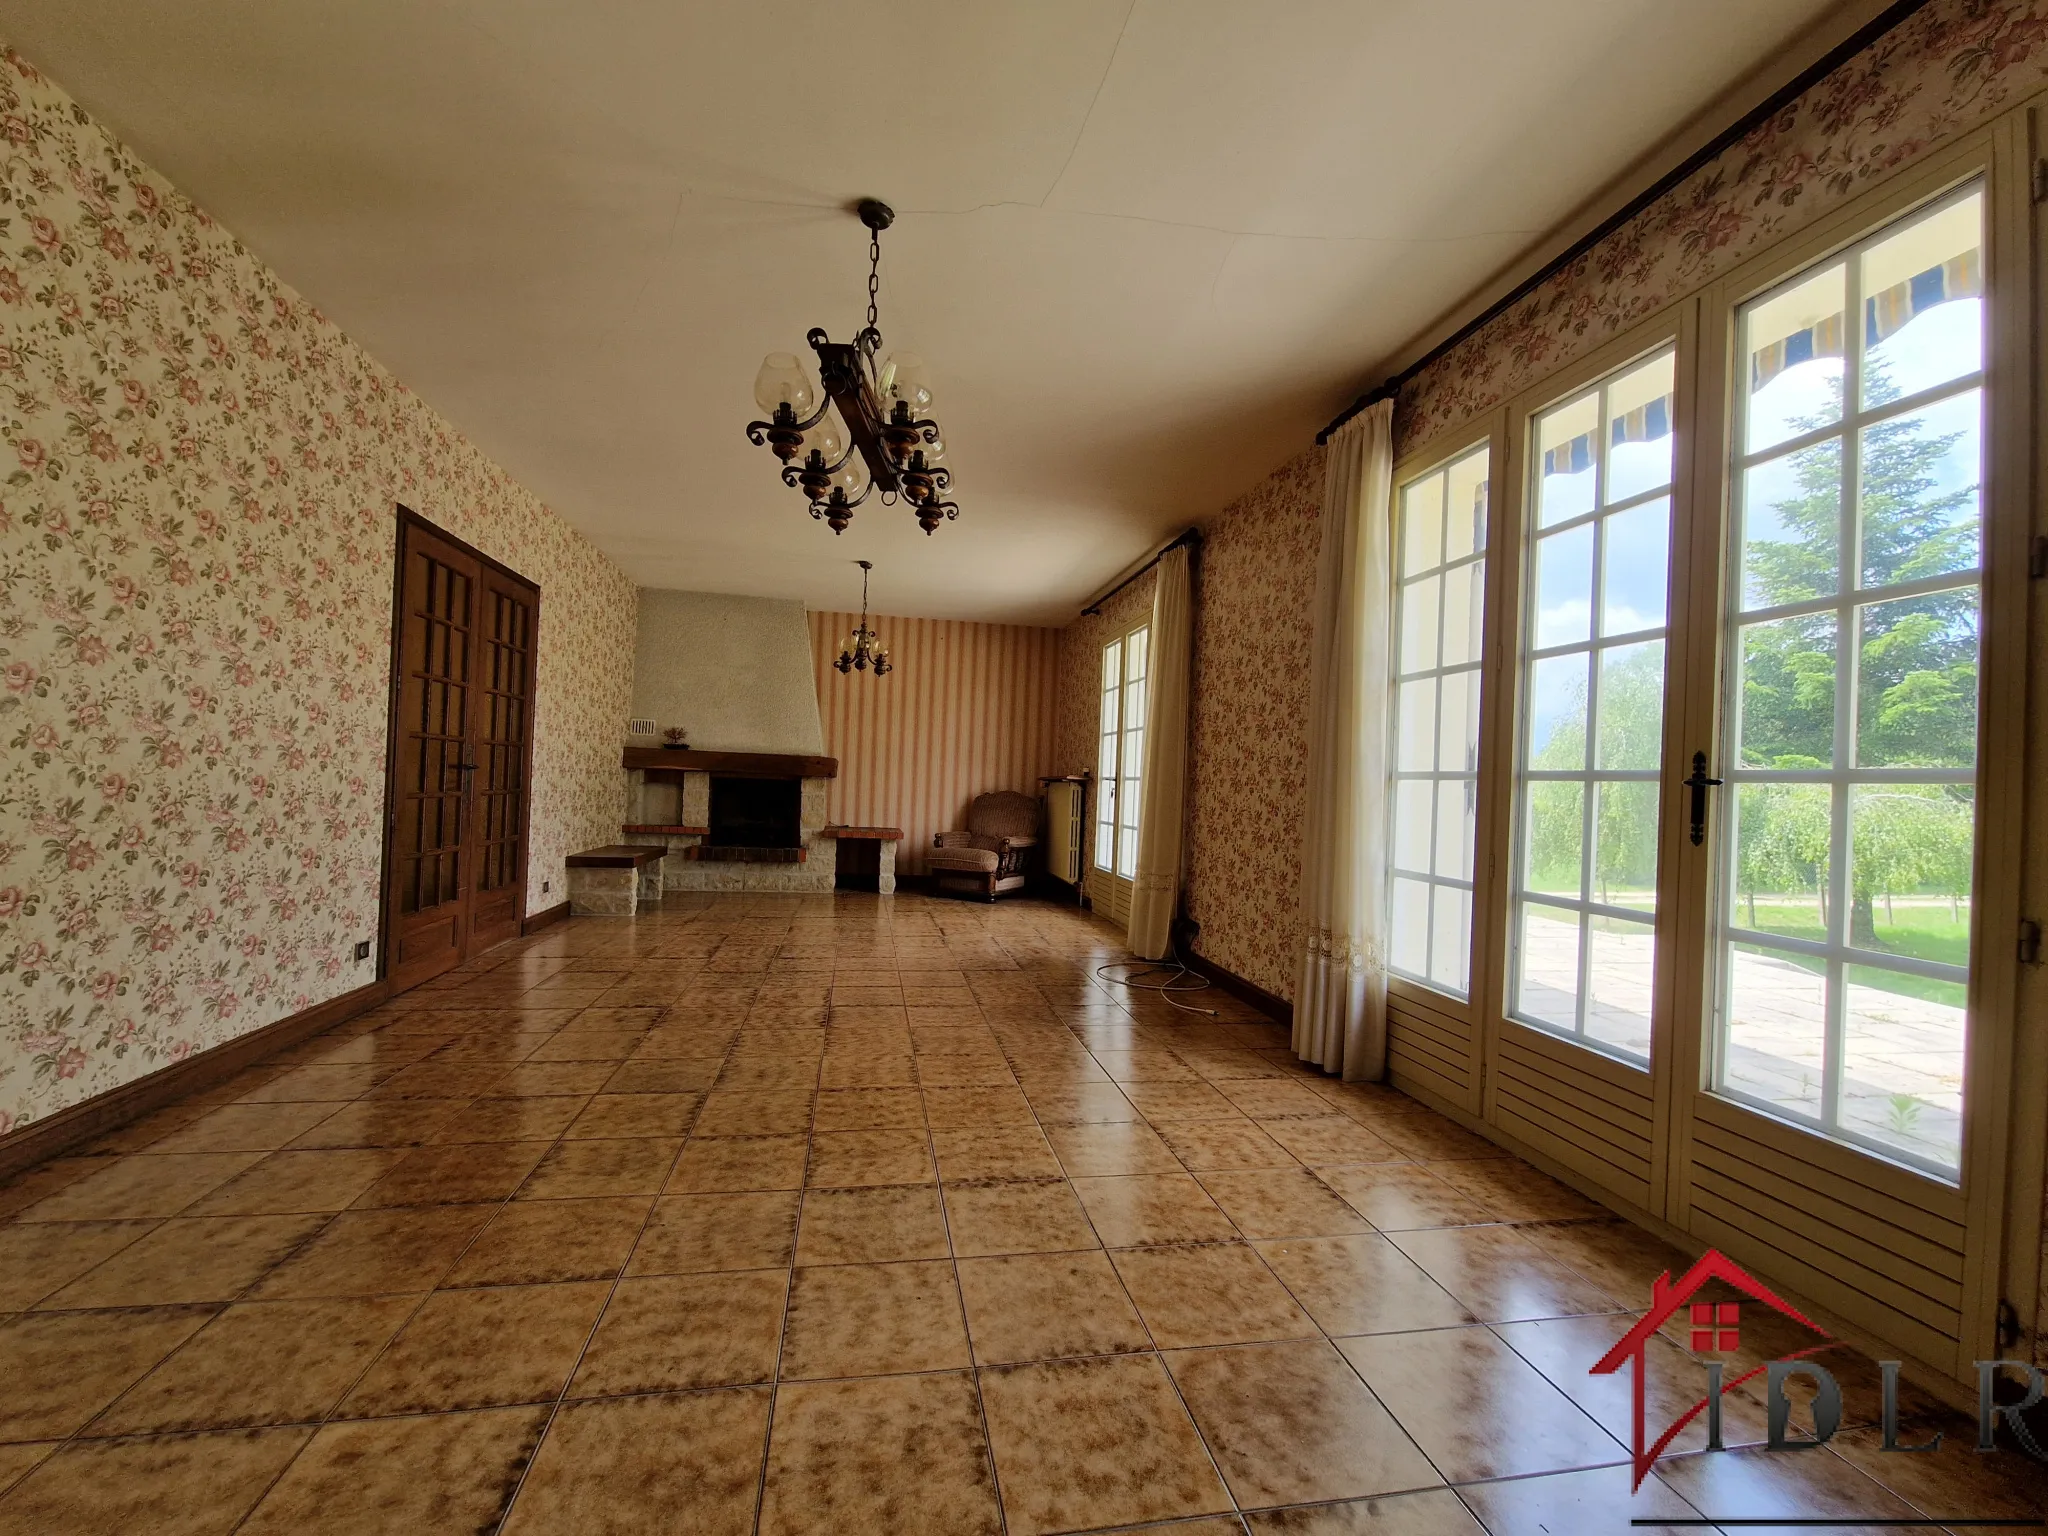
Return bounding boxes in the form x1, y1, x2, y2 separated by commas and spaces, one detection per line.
836, 561, 893, 676
746, 199, 958, 536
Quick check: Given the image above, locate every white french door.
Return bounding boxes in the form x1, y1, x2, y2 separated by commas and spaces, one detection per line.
1387, 130, 2029, 1382
1090, 623, 1148, 926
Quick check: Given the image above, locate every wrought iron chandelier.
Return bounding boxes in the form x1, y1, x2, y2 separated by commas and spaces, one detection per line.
836, 561, 892, 675
746, 199, 957, 535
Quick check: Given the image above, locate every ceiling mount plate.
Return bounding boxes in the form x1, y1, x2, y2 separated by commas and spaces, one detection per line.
856, 198, 895, 232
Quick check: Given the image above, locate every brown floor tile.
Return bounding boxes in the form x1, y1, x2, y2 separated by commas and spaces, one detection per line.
339, 1280, 608, 1414
914, 1056, 1018, 1088
0, 1444, 52, 1500
1373, 1115, 1506, 1161
1456, 1463, 1707, 1534
15, 1152, 264, 1221
1260, 1115, 1403, 1166
1389, 1224, 1621, 1322
1425, 1157, 1609, 1221
0, 1219, 158, 1310
695, 1089, 816, 1135
1244, 1488, 1482, 1532
1156, 1118, 1299, 1172
237, 1405, 548, 1535
956, 1250, 1152, 1364
573, 1270, 787, 1394
444, 1195, 652, 1285
250, 1205, 493, 1297
501, 1387, 771, 1535
922, 1085, 1036, 1127
1653, 1443, 1923, 1527
563, 1093, 702, 1139
760, 1371, 1001, 1536
1254, 1233, 1477, 1335
806, 1129, 935, 1188
238, 1064, 394, 1102
0, 1306, 214, 1440
0, 1426, 310, 1536
0, 1156, 117, 1220
1093, 1050, 1202, 1084
979, 1353, 1231, 1535
780, 1260, 969, 1378
1046, 1121, 1182, 1176
931, 1127, 1063, 1182
1196, 1167, 1375, 1239
184, 1148, 405, 1215
284, 1099, 470, 1150
90, 1295, 418, 1433
602, 1058, 722, 1094
1025, 1083, 1141, 1123
629, 1191, 801, 1274
1832, 1418, 2048, 1520
527, 1029, 647, 1061
943, 1178, 1100, 1256
795, 1185, 950, 1265
424, 1096, 591, 1144
1120, 1081, 1242, 1121
1166, 1336, 1441, 1505
493, 1060, 617, 1095
40, 1213, 328, 1308
144, 1101, 344, 1154
811, 1087, 926, 1130
667, 1134, 809, 1192
519, 1137, 681, 1198
1513, 1217, 1695, 1302
1338, 1326, 1623, 1481
1071, 1172, 1240, 1247
350, 1140, 552, 1208
367, 1061, 509, 1100
818, 1053, 920, 1088
1316, 1163, 1495, 1231
1110, 1241, 1318, 1348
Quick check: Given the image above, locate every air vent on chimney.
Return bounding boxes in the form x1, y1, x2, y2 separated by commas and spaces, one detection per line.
627, 718, 658, 737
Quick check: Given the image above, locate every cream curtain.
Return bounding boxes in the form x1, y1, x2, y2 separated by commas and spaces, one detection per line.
1129, 543, 1192, 961
1294, 401, 1394, 1080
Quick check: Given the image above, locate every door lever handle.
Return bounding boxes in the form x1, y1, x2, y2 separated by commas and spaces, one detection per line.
1683, 751, 1723, 847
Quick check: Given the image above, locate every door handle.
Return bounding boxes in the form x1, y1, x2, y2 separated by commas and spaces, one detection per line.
1683, 751, 1723, 847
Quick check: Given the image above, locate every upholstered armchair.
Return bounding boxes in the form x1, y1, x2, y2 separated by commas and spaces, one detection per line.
929, 790, 1040, 900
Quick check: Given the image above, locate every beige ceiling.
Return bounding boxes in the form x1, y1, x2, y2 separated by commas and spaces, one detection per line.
8, 0, 1841, 624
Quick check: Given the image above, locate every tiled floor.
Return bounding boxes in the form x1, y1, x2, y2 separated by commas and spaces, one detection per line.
0, 891, 2042, 1534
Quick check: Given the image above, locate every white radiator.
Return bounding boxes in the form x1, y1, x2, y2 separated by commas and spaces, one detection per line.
1044, 780, 1086, 887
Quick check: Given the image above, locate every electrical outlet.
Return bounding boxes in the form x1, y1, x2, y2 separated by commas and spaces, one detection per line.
354, 940, 371, 962
542, 880, 551, 895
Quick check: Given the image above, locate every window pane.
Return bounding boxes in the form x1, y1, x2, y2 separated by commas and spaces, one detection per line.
1528, 654, 1588, 768
1126, 626, 1149, 682
1743, 263, 1846, 455
1430, 890, 1470, 994
1586, 917, 1655, 1057
1396, 679, 1437, 773
1524, 782, 1584, 897
1854, 594, 1978, 769
1537, 393, 1599, 526
1437, 670, 1479, 775
1605, 351, 1676, 502
1391, 878, 1430, 977
1848, 784, 1973, 966
1402, 471, 1446, 577
1433, 778, 1474, 882
1737, 615, 1836, 768
1441, 561, 1484, 667
1723, 943, 1827, 1121
1741, 441, 1841, 610
1399, 574, 1441, 674
1601, 497, 1669, 636
1393, 780, 1433, 875
1842, 964, 1964, 1169
1594, 641, 1665, 771
1517, 906, 1581, 1030
1860, 191, 1982, 403
1445, 447, 1489, 560
1534, 524, 1594, 648
1856, 390, 1980, 589
1730, 783, 1831, 930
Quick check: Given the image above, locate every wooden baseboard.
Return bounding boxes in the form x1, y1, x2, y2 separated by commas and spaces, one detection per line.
1182, 949, 1293, 1027
0, 978, 390, 1183
521, 901, 570, 935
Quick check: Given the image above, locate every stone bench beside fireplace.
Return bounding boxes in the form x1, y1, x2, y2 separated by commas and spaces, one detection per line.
620, 747, 838, 893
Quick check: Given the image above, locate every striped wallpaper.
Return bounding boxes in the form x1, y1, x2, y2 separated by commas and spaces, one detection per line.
807, 610, 1062, 876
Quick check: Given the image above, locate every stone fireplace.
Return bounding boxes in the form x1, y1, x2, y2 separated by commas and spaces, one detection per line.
622, 748, 836, 892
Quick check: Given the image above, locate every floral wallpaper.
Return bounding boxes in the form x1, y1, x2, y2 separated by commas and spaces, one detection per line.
1182, 446, 1324, 1002
0, 45, 637, 1135
1397, 0, 2048, 455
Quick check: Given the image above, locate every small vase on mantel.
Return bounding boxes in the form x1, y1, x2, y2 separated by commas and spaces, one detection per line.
662, 727, 689, 751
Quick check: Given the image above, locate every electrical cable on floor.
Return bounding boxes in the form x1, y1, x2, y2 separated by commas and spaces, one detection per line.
1095, 937, 1218, 1016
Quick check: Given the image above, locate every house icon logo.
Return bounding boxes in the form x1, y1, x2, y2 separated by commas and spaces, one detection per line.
1591, 1248, 1839, 1490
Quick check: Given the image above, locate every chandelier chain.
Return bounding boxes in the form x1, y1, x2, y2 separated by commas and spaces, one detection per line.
867, 229, 881, 333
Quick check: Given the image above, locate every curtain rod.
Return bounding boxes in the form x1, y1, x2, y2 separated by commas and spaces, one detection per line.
1080, 526, 1202, 616
1315, 0, 1933, 446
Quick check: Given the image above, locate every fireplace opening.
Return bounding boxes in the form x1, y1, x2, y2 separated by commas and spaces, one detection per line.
708, 775, 801, 849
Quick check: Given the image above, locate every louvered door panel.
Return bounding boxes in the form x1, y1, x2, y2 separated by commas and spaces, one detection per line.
1489, 1024, 1656, 1209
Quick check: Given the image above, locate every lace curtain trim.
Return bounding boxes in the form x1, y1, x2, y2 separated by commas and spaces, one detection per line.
1302, 927, 1382, 975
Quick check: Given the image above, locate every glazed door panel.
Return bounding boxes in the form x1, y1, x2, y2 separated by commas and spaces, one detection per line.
383, 516, 538, 991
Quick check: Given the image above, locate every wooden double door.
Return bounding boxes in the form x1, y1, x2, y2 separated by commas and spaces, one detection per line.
382, 512, 540, 991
